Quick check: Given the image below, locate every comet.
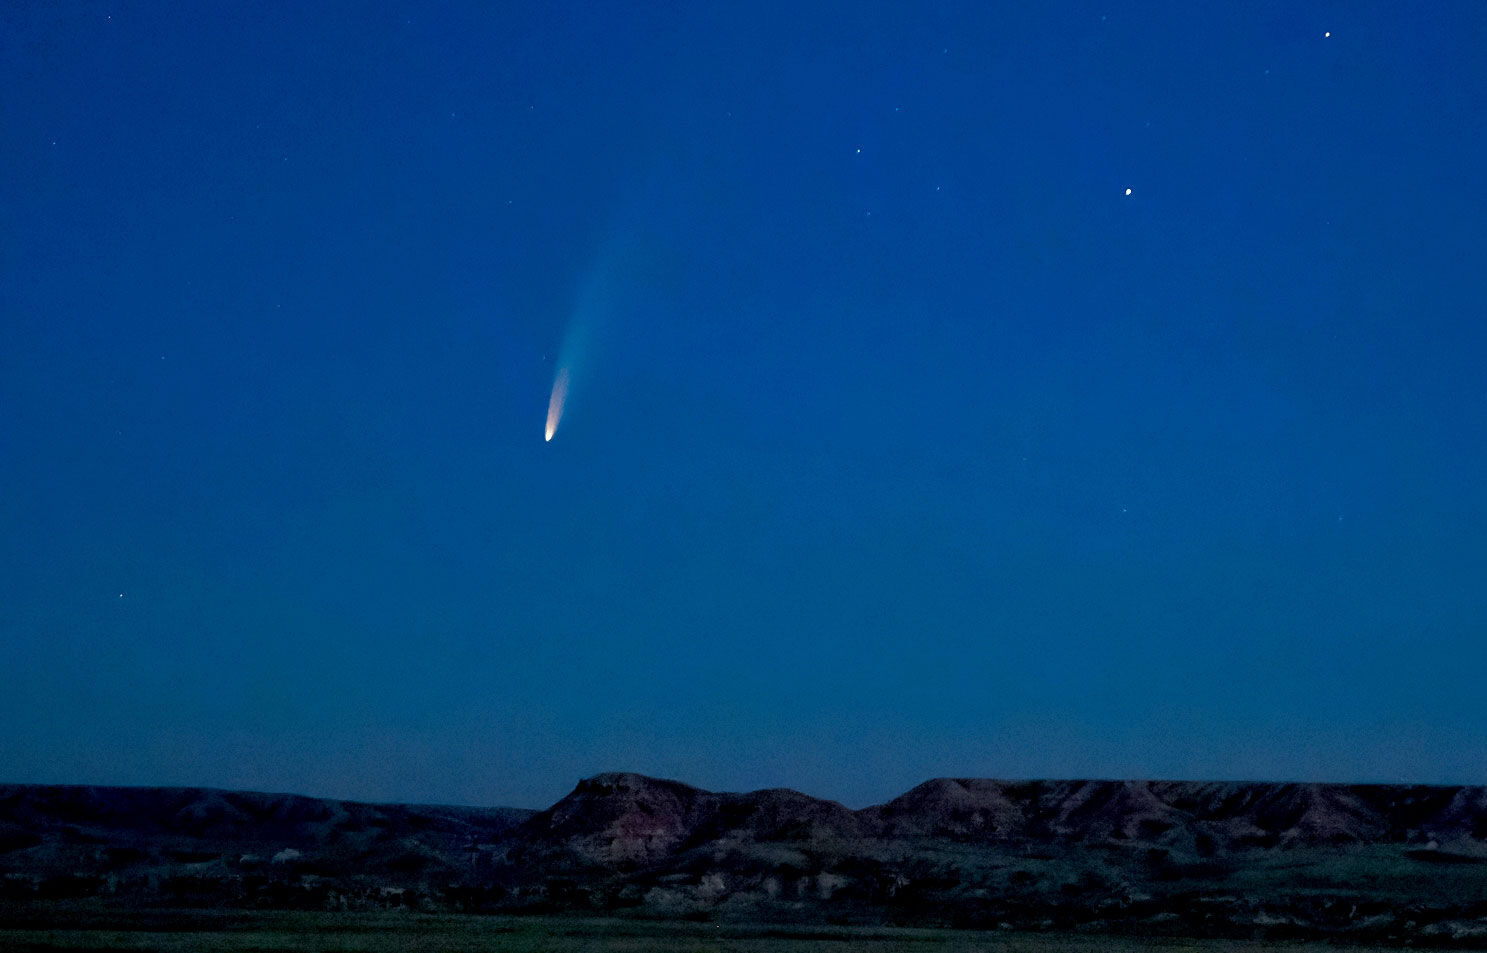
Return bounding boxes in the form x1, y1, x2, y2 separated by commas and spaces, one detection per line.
544, 366, 570, 442
542, 235, 635, 442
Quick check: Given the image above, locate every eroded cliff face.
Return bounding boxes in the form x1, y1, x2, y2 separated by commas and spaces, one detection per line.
504, 774, 1487, 870
522, 773, 721, 865
4, 775, 1486, 945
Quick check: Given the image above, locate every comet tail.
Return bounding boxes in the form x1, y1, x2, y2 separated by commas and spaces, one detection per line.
545, 366, 570, 442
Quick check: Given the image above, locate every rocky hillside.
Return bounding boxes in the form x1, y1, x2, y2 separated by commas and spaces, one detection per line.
4, 774, 1487, 945
508, 773, 1487, 865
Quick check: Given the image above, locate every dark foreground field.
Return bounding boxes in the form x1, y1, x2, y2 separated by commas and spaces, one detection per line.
0, 908, 1437, 953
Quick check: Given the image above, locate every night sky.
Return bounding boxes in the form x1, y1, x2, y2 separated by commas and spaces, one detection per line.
4, 2, 1486, 811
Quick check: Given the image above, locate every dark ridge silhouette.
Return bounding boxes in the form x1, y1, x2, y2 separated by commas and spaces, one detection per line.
3, 774, 1486, 944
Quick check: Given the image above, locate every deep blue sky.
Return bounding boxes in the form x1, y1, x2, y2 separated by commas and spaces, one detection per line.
3, 2, 1485, 810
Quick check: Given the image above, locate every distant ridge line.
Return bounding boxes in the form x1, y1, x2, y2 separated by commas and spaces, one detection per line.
4, 771, 1485, 817
3, 773, 1486, 942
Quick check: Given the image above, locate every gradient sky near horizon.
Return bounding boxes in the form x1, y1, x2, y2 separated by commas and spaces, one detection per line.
4, 2, 1486, 811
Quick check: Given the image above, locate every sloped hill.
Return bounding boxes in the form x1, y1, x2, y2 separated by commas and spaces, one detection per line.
0, 783, 533, 890
0, 784, 531, 844
865, 778, 1029, 840
511, 772, 722, 866
705, 786, 863, 845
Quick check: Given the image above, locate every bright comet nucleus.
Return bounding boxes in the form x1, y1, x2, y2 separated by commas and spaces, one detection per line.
545, 366, 570, 442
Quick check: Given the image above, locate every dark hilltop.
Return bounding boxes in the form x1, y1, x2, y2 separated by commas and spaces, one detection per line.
3, 773, 1486, 945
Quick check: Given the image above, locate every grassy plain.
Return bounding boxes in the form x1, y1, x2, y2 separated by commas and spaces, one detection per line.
0, 908, 1416, 953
